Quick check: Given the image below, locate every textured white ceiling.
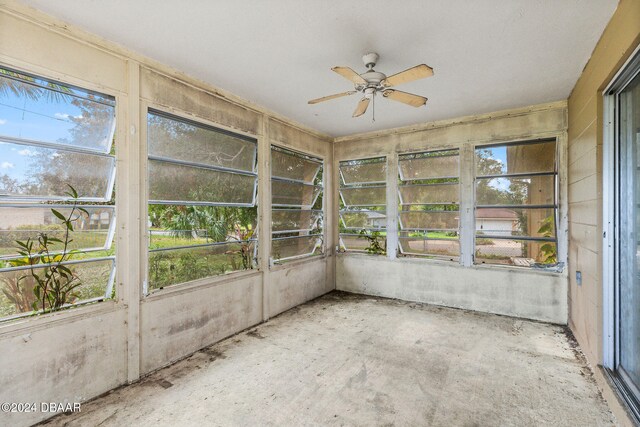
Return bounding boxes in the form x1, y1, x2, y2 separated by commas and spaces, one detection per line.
20, 0, 618, 137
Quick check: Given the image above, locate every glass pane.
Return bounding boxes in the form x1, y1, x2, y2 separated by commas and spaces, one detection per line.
148, 112, 256, 172
399, 211, 459, 230
339, 233, 386, 253
272, 209, 322, 233
399, 237, 459, 258
475, 208, 555, 238
475, 176, 555, 206
0, 70, 115, 154
475, 140, 556, 176
399, 154, 459, 181
271, 180, 321, 207
340, 209, 386, 230
0, 205, 115, 258
148, 204, 257, 248
618, 70, 640, 394
399, 184, 459, 204
0, 258, 114, 320
475, 239, 556, 266
0, 141, 115, 201
149, 160, 256, 205
271, 148, 321, 184
148, 241, 255, 291
340, 160, 386, 184
340, 187, 386, 206
271, 235, 321, 261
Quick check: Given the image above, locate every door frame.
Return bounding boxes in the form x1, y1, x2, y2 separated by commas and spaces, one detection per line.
602, 44, 640, 421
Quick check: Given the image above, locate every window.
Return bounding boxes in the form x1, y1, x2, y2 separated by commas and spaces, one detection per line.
270, 146, 323, 262
398, 150, 460, 260
146, 110, 257, 292
474, 140, 557, 267
0, 66, 116, 321
339, 157, 387, 254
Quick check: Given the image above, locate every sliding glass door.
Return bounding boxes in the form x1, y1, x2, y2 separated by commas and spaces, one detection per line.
611, 51, 640, 419
618, 68, 640, 402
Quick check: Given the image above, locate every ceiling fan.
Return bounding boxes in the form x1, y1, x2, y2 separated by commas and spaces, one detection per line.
308, 52, 434, 118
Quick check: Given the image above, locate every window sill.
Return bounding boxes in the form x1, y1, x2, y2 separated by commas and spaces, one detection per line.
471, 262, 567, 277
144, 268, 262, 301
0, 299, 119, 338
270, 254, 328, 271
337, 252, 567, 277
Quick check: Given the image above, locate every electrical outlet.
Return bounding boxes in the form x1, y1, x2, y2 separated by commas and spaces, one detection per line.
576, 271, 582, 286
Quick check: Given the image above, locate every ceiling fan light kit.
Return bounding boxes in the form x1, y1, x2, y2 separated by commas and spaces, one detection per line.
308, 52, 433, 118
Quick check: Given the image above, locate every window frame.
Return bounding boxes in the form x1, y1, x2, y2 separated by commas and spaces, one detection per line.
270, 144, 325, 264
602, 46, 640, 423
338, 155, 388, 254
144, 107, 259, 294
396, 148, 461, 261
472, 138, 560, 268
0, 65, 118, 322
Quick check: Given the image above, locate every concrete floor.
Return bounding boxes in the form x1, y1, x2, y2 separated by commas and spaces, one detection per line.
42, 292, 616, 426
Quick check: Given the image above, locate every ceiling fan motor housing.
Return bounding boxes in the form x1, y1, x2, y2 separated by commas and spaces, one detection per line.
362, 52, 379, 69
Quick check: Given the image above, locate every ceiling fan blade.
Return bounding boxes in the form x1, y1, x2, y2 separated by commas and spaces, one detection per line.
382, 64, 434, 88
332, 66, 367, 85
382, 89, 427, 107
352, 97, 371, 117
308, 91, 357, 105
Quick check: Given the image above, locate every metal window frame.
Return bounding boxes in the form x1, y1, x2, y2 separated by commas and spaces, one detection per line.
149, 239, 257, 253
0, 204, 117, 260
0, 136, 117, 202
339, 156, 388, 253
0, 67, 117, 322
472, 139, 559, 267
269, 144, 325, 262
270, 234, 323, 262
396, 149, 461, 259
0, 256, 116, 323
474, 139, 558, 176
147, 158, 258, 207
339, 185, 387, 208
339, 208, 387, 231
271, 178, 323, 209
0, 66, 116, 106
144, 106, 260, 293
270, 145, 323, 185
339, 156, 388, 186
602, 45, 640, 423
271, 208, 323, 235
397, 235, 461, 260
398, 149, 461, 182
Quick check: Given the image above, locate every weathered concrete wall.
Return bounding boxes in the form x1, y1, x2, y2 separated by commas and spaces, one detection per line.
567, 0, 640, 424
140, 273, 263, 373
337, 255, 567, 323
269, 257, 331, 317
0, 304, 127, 427
0, 3, 334, 426
334, 102, 569, 324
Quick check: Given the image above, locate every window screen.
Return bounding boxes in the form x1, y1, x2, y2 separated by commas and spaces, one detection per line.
270, 146, 323, 262
0, 66, 116, 321
339, 157, 387, 254
474, 139, 558, 267
398, 150, 460, 260
146, 110, 257, 291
